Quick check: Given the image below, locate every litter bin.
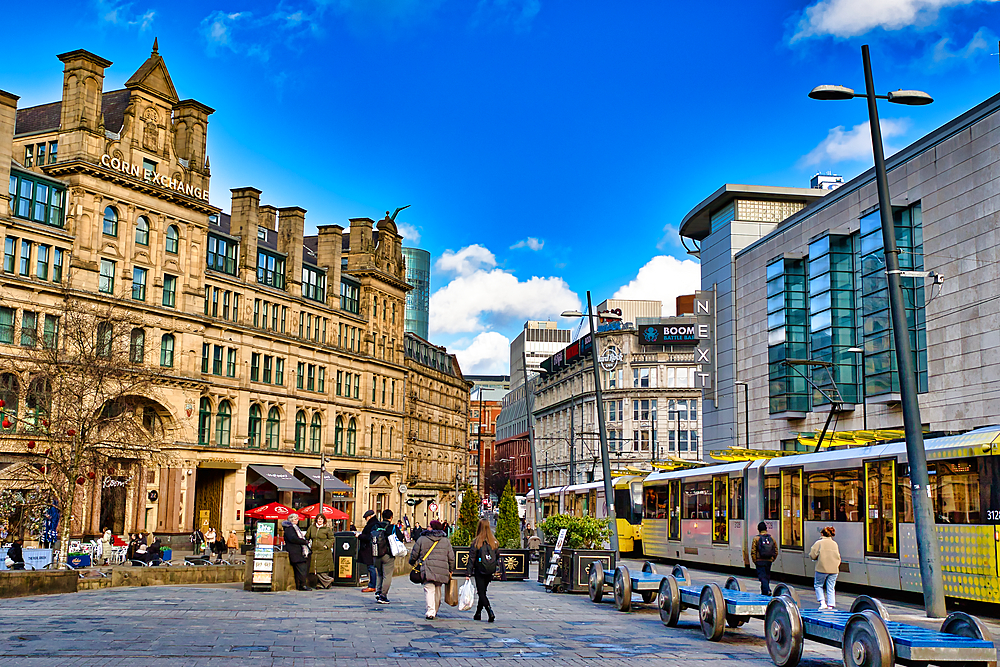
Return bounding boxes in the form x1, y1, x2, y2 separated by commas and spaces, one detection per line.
332, 531, 361, 586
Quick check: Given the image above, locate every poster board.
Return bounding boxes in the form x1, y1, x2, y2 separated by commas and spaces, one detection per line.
251, 521, 276, 591
543, 528, 568, 588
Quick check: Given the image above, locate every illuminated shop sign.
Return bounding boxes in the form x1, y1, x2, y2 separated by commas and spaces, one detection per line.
101, 153, 210, 202
639, 322, 704, 345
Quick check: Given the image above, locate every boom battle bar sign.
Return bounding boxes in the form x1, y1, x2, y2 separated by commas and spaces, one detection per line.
101, 154, 210, 202
639, 322, 702, 345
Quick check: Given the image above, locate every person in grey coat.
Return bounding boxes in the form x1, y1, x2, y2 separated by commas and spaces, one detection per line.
408, 520, 455, 620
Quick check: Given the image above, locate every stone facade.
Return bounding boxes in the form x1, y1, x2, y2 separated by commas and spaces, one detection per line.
0, 44, 416, 546
402, 332, 471, 526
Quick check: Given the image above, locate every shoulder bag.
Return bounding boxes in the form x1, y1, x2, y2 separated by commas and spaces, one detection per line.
409, 539, 438, 584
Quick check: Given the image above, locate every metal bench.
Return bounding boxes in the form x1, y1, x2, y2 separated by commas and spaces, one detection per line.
659, 574, 800, 641
588, 561, 689, 612
765, 594, 996, 667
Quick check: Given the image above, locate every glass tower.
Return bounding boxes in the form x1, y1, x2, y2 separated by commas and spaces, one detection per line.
402, 247, 430, 340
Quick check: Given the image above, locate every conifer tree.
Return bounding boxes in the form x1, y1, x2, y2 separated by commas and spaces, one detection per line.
496, 481, 520, 549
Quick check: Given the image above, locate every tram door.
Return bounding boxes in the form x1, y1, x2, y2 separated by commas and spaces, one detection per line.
864, 459, 898, 557
668, 480, 681, 541
780, 468, 803, 549
713, 475, 729, 544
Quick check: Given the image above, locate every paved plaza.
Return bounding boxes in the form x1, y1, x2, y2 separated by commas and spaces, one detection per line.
0, 562, 991, 667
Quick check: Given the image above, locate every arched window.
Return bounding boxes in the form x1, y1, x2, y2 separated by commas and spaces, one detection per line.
334, 416, 344, 455
248, 404, 262, 448
294, 410, 306, 452
135, 216, 150, 246
310, 413, 322, 453
0, 373, 20, 429
216, 400, 231, 447
26, 378, 51, 428
347, 418, 357, 456
266, 407, 280, 449
160, 333, 174, 368
165, 225, 179, 254
129, 328, 145, 364
198, 397, 212, 445
96, 321, 113, 358
103, 206, 118, 236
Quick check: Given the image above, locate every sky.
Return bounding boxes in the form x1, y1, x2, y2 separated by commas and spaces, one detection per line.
3, 0, 999, 374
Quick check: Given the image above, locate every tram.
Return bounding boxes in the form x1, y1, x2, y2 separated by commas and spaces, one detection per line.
642, 425, 1000, 603
533, 474, 646, 553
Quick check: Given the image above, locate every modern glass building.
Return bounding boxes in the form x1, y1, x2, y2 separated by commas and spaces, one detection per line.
402, 247, 430, 340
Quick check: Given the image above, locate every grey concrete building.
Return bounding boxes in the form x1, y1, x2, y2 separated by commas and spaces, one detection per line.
680, 91, 1000, 452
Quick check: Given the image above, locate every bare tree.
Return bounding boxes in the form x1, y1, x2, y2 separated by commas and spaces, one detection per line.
0, 294, 167, 566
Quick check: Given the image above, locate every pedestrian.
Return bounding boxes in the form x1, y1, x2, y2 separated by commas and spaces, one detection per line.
372, 509, 405, 604
226, 530, 239, 559
100, 527, 113, 565
358, 510, 379, 593
466, 518, 500, 622
282, 513, 312, 591
6, 538, 25, 570
751, 521, 778, 595
411, 522, 424, 542
307, 514, 335, 589
211, 530, 227, 562
809, 526, 842, 610
527, 533, 541, 561
190, 527, 205, 558
204, 527, 217, 558
408, 519, 455, 620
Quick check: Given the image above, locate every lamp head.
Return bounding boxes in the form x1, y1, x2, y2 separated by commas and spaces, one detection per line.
560, 310, 584, 318
887, 89, 933, 106
808, 85, 856, 101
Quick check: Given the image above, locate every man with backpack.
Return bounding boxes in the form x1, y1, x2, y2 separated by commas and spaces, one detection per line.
371, 509, 405, 604
751, 521, 778, 595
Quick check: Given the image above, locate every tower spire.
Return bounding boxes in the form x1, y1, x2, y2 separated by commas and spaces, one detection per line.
152, 38, 159, 55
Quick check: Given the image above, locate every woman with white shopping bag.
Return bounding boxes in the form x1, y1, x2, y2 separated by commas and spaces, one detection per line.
408, 519, 455, 620
465, 519, 501, 622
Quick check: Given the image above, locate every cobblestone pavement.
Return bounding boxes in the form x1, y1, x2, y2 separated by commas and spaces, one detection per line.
0, 560, 992, 667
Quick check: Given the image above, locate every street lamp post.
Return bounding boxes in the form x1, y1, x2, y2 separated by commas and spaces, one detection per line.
809, 44, 944, 618
733, 380, 749, 449
561, 292, 619, 556
847, 347, 867, 431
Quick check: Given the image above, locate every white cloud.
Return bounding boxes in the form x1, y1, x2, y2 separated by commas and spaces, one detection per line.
98, 0, 156, 30
202, 11, 248, 49
430, 244, 579, 335
435, 244, 497, 277
471, 0, 541, 32
612, 255, 701, 317
791, 0, 998, 41
800, 119, 910, 167
510, 237, 544, 251
396, 221, 421, 244
656, 224, 680, 251
450, 332, 511, 374
932, 26, 995, 63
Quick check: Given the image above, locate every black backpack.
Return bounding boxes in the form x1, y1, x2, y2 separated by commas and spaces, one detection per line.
372, 522, 391, 558
757, 534, 777, 560
477, 544, 498, 575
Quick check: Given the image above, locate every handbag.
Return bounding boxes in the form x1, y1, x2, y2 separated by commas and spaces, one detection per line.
409, 539, 438, 584
444, 576, 459, 606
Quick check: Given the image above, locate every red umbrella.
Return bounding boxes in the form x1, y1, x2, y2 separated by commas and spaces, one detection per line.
245, 502, 296, 520
296, 503, 349, 521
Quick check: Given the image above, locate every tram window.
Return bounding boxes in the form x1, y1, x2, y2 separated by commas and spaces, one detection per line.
780, 468, 803, 549
806, 470, 862, 521
933, 459, 980, 524
896, 466, 915, 524
730, 478, 745, 520
713, 476, 729, 543
764, 475, 780, 520
682, 481, 712, 520
645, 487, 667, 519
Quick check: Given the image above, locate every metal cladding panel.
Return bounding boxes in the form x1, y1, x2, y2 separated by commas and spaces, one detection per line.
778, 548, 807, 577
937, 524, 1000, 603
867, 560, 902, 589
642, 519, 670, 559
803, 521, 865, 562
731, 519, 747, 567
682, 519, 713, 548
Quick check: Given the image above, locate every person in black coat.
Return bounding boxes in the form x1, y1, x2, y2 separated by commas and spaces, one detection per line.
465, 519, 501, 622
282, 514, 312, 591
7, 539, 25, 569
358, 510, 378, 593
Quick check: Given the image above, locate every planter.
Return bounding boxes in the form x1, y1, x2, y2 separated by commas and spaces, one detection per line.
537, 546, 615, 594
454, 547, 530, 581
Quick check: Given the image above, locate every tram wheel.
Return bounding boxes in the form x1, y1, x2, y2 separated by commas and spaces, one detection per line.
642, 561, 659, 575
699, 583, 727, 642
588, 560, 605, 603
842, 611, 895, 667
672, 564, 690, 584
724, 576, 742, 592
773, 583, 801, 606
940, 612, 992, 667
613, 565, 632, 612
850, 596, 891, 621
658, 575, 681, 627
765, 596, 804, 667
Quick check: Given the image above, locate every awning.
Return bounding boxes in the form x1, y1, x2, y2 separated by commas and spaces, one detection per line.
247, 465, 310, 492
294, 467, 353, 493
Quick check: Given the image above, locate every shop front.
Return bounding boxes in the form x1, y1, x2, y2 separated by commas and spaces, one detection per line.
292, 467, 355, 530
244, 465, 310, 545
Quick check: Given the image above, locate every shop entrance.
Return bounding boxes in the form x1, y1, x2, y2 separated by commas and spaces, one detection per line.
193, 468, 224, 533
100, 479, 127, 535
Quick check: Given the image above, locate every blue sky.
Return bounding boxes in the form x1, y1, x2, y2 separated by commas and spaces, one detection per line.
3, 0, 999, 374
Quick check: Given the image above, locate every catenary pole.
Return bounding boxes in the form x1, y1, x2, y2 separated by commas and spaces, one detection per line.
586, 291, 619, 556
862, 44, 945, 618
521, 344, 543, 531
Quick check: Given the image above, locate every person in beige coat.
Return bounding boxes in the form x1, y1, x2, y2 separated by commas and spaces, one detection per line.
809, 526, 842, 610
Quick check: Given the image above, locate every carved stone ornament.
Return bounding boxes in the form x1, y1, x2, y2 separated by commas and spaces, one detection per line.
143, 120, 159, 152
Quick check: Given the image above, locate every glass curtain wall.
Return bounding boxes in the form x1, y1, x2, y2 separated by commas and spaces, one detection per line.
767, 258, 809, 414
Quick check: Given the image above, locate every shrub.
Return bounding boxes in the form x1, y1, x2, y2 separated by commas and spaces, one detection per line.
539, 513, 610, 550
451, 485, 480, 547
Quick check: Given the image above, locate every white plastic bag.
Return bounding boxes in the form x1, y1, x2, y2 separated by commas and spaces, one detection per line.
458, 578, 475, 611
388, 532, 407, 557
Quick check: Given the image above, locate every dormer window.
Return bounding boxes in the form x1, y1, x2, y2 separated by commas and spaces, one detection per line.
257, 228, 267, 241
8, 172, 65, 227
256, 250, 285, 290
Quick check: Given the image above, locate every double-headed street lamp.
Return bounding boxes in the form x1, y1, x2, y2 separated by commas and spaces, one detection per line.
561, 294, 620, 557
809, 44, 944, 618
